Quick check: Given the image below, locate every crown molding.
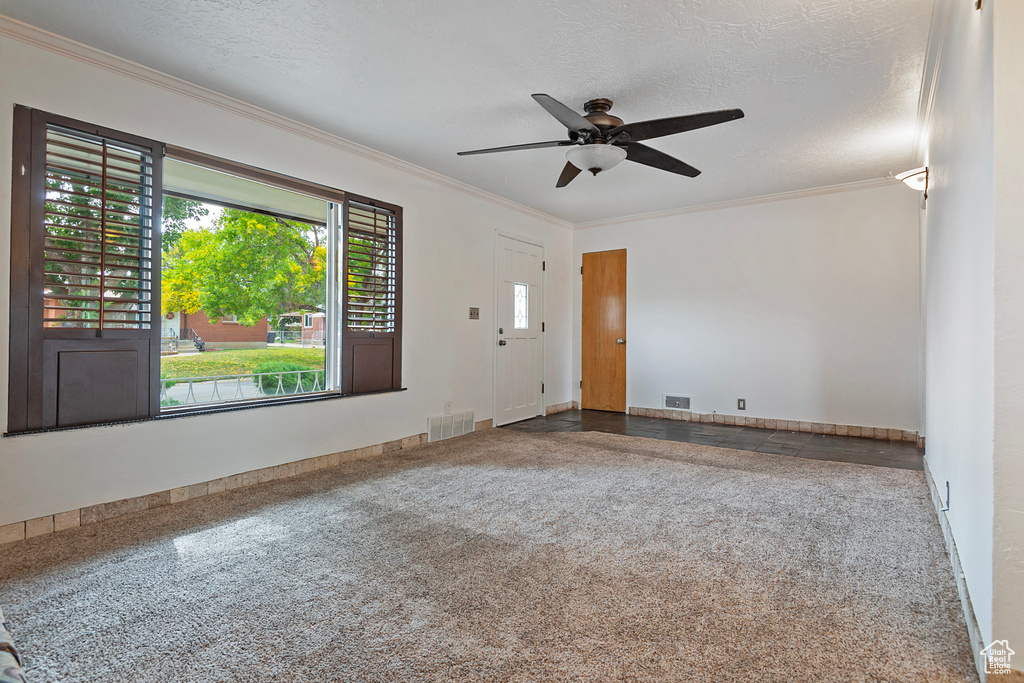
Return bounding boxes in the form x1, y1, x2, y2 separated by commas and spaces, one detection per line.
572, 177, 898, 230
913, 0, 953, 166
0, 15, 573, 231
0, 15, 919, 234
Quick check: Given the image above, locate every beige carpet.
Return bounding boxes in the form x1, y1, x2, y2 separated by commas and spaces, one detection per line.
0, 429, 976, 682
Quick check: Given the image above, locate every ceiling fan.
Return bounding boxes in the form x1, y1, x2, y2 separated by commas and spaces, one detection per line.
457, 94, 744, 187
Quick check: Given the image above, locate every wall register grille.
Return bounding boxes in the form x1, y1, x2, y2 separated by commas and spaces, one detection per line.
428, 411, 475, 442
664, 395, 691, 410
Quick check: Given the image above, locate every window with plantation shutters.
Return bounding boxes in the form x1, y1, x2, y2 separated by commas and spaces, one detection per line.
341, 196, 402, 394
9, 107, 405, 433
8, 107, 163, 431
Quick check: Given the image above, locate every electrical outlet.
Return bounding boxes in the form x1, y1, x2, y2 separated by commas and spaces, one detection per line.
444, 400, 452, 415
738, 398, 746, 411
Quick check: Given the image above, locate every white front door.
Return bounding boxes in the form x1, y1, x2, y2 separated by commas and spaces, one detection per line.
495, 235, 544, 426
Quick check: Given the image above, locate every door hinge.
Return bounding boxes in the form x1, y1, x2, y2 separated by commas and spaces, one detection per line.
579, 380, 583, 389
542, 260, 546, 271
541, 383, 545, 393
542, 322, 545, 332
580, 265, 583, 274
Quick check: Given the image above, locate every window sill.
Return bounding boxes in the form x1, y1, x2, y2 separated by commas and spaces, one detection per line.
3, 387, 407, 437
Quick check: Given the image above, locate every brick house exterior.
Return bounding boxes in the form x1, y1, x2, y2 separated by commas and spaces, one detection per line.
301, 312, 326, 343
181, 310, 268, 349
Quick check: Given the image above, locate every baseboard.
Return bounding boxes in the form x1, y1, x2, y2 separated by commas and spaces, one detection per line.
628, 406, 921, 443
545, 400, 579, 416
923, 456, 988, 682
0, 419, 494, 546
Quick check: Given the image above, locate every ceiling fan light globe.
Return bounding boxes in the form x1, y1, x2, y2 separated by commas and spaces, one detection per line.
566, 144, 627, 176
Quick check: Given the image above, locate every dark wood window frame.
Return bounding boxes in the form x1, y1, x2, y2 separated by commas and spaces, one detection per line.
163, 145, 347, 206
8, 107, 404, 434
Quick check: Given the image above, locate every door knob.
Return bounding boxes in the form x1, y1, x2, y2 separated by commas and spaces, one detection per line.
616, 338, 626, 344
498, 339, 507, 346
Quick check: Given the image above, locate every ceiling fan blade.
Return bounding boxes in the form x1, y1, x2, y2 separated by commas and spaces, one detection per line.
532, 94, 599, 137
622, 142, 701, 177
556, 161, 582, 188
609, 108, 744, 142
457, 140, 574, 156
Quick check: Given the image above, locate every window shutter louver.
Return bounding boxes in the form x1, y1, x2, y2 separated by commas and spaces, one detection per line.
345, 202, 397, 333
8, 107, 163, 431
341, 196, 402, 394
43, 127, 155, 330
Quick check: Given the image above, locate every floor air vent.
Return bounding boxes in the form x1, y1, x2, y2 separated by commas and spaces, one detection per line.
664, 394, 691, 410
428, 411, 475, 442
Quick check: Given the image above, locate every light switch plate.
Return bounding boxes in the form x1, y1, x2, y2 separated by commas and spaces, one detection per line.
469, 307, 480, 320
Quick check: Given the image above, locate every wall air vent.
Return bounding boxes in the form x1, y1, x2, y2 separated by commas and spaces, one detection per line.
664, 394, 691, 410
427, 411, 475, 442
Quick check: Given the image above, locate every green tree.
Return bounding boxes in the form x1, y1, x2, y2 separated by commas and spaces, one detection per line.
161, 196, 208, 252
161, 208, 325, 325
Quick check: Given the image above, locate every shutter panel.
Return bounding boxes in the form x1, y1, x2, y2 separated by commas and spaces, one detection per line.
43, 127, 156, 330
341, 195, 402, 394
8, 107, 162, 431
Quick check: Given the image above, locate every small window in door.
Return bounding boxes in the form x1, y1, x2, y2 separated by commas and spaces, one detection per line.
514, 283, 528, 329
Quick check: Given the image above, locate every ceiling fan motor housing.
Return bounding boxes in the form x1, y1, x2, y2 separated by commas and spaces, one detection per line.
582, 99, 623, 139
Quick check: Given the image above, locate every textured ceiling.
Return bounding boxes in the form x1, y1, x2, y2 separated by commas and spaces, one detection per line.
0, 0, 934, 224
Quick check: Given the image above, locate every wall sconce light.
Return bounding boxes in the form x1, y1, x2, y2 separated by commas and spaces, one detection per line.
896, 166, 928, 197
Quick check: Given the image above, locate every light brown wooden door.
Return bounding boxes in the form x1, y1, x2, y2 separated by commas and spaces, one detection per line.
581, 249, 626, 412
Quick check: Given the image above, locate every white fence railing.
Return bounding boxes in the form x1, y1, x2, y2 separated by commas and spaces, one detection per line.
271, 330, 326, 347
161, 369, 326, 407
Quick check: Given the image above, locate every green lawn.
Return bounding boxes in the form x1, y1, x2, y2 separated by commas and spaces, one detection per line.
160, 348, 325, 379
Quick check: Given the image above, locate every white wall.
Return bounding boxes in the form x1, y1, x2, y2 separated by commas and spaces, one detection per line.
572, 183, 922, 430
0, 33, 573, 525
922, 0, 995, 646
992, 0, 1024, 656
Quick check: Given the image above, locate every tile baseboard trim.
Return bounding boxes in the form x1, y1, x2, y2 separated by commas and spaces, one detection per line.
923, 456, 988, 682
0, 422, 491, 546
627, 407, 921, 443
545, 400, 579, 416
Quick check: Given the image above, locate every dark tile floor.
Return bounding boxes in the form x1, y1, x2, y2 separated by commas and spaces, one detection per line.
501, 410, 924, 470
